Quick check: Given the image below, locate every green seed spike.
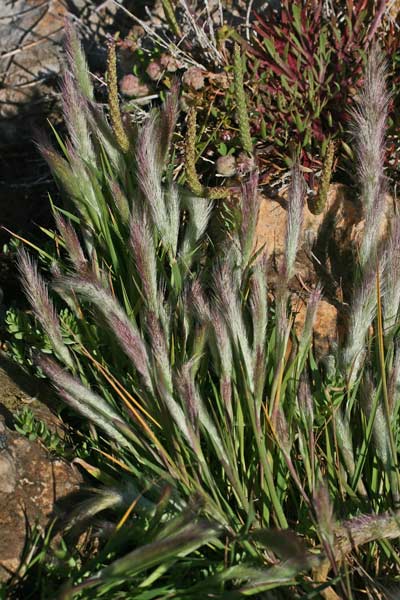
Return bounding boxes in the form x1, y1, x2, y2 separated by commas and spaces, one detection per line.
160, 0, 182, 38
185, 106, 204, 196
233, 43, 253, 156
106, 40, 130, 154
310, 139, 335, 215
185, 107, 231, 200
205, 186, 230, 200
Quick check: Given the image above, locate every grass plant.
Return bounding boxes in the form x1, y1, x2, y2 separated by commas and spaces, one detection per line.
4, 23, 400, 600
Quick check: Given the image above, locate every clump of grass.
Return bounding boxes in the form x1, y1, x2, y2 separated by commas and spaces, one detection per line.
6, 27, 400, 600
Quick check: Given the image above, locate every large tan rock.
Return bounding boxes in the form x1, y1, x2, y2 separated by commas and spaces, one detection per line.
256, 183, 394, 354
256, 183, 392, 266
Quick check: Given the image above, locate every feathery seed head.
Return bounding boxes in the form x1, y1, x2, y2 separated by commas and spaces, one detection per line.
38, 355, 132, 449
176, 360, 201, 429
54, 276, 152, 389
18, 249, 74, 369
383, 216, 400, 333
350, 44, 389, 267
240, 169, 260, 267
341, 262, 381, 383
130, 214, 158, 313
65, 20, 94, 101
285, 163, 306, 281
54, 212, 88, 273
298, 285, 322, 355
61, 71, 93, 162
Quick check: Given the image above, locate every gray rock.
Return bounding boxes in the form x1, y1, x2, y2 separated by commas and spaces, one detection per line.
0, 0, 67, 144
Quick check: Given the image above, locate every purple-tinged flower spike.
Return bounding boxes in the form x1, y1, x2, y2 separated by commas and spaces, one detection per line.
67, 146, 101, 219
274, 406, 291, 455
146, 311, 172, 393
240, 169, 261, 267
64, 20, 94, 102
211, 309, 233, 380
38, 138, 81, 203
53, 276, 152, 391
298, 372, 314, 432
298, 285, 322, 357
180, 193, 213, 263
61, 71, 94, 163
313, 478, 335, 548
361, 375, 389, 466
213, 260, 254, 388
152, 369, 196, 451
54, 212, 88, 273
351, 44, 389, 214
388, 341, 400, 415
130, 214, 158, 314
209, 309, 233, 422
37, 355, 133, 450
136, 113, 168, 239
158, 81, 179, 169
18, 250, 74, 370
40, 135, 99, 223
350, 44, 390, 268
86, 104, 124, 172
136, 111, 181, 253
274, 265, 289, 352
189, 279, 212, 324
163, 183, 181, 256
361, 373, 399, 503
109, 180, 130, 225
249, 255, 268, 358
359, 189, 386, 269
175, 360, 201, 430
383, 216, 400, 334
334, 407, 367, 495
284, 163, 306, 281
249, 257, 269, 404
340, 263, 381, 384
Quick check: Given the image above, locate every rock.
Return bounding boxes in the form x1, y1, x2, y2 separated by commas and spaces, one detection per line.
293, 298, 340, 356
0, 359, 82, 582
0, 356, 63, 430
0, 422, 82, 581
0, 0, 67, 144
0, 451, 17, 495
257, 183, 387, 258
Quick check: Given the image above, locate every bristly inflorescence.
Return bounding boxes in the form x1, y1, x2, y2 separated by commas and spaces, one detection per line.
351, 43, 390, 269
11, 23, 400, 598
